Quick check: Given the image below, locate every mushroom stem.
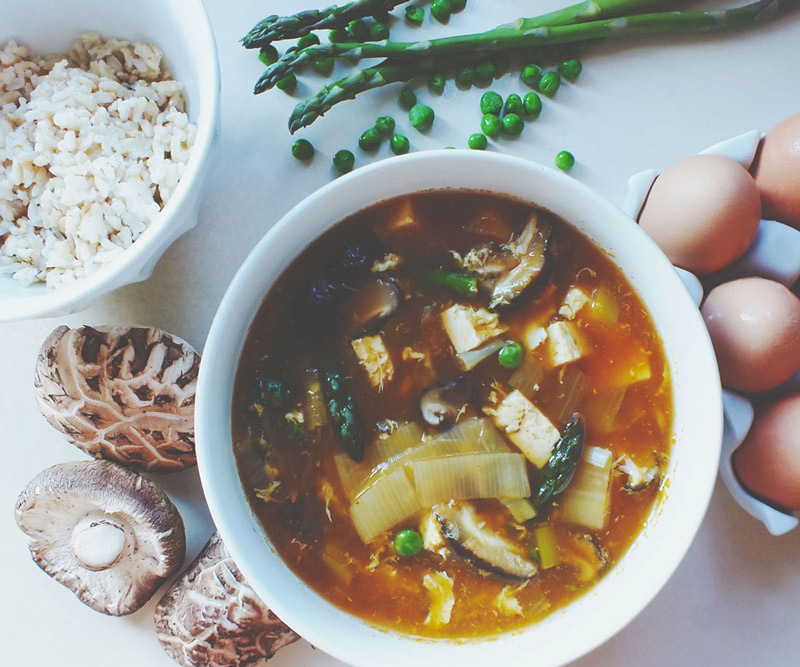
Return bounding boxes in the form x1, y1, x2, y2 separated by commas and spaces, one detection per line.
71, 516, 127, 571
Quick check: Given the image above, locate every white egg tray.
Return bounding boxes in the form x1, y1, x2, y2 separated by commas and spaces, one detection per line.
622, 130, 800, 535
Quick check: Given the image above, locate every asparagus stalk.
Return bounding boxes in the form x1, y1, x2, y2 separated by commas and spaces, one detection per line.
243, 0, 404, 48
258, 0, 779, 92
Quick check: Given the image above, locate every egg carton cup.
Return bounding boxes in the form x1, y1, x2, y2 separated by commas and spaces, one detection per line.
622, 130, 800, 535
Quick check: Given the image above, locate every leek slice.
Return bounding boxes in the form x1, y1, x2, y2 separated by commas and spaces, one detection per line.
509, 353, 545, 398
561, 447, 614, 530
533, 525, 560, 569
412, 452, 530, 507
349, 468, 421, 542
428, 416, 510, 455
552, 366, 588, 425
303, 368, 329, 431
500, 497, 537, 523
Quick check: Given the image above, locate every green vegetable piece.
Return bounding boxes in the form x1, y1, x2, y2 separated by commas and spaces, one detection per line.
285, 415, 304, 439
498, 341, 523, 369
456, 66, 475, 88
481, 113, 502, 139
533, 413, 586, 509
539, 71, 561, 97
297, 33, 320, 50
359, 127, 381, 151
394, 529, 423, 556
420, 269, 478, 296
369, 21, 390, 41
521, 63, 543, 88
428, 73, 445, 95
555, 150, 575, 171
390, 134, 410, 155
276, 73, 297, 94
328, 28, 348, 43
559, 57, 583, 81
291, 138, 314, 161
431, 0, 452, 23
322, 366, 365, 461
347, 19, 369, 41
399, 87, 417, 111
313, 57, 335, 76
528, 545, 542, 564
523, 92, 543, 119
475, 61, 496, 83
468, 133, 487, 151
409, 104, 435, 131
375, 115, 396, 136
502, 113, 524, 136
258, 45, 278, 66
451, 0, 467, 11
405, 4, 424, 25
504, 93, 523, 117
480, 91, 503, 116
333, 149, 355, 174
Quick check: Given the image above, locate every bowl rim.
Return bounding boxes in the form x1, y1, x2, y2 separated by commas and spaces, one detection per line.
197, 150, 722, 667
0, 0, 220, 322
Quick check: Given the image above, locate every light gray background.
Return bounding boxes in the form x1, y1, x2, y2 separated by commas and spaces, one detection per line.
2, 1, 799, 665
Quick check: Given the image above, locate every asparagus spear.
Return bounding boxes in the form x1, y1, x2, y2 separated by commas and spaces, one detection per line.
258, 0, 779, 93
243, 0, 404, 48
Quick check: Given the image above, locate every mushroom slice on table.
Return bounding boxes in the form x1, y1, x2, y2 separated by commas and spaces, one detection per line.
14, 460, 186, 616
434, 502, 537, 581
34, 325, 199, 472
155, 532, 300, 667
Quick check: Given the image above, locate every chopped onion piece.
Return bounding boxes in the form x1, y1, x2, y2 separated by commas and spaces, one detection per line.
562, 447, 614, 530
412, 452, 530, 507
457, 339, 504, 371
509, 354, 545, 397
350, 468, 421, 542
500, 497, 537, 523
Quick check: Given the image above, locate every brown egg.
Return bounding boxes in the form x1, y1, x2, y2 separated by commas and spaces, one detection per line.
752, 112, 800, 229
733, 393, 800, 511
701, 277, 800, 393
639, 155, 761, 275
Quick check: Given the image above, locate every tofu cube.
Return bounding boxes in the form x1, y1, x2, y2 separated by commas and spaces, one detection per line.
558, 286, 591, 320
352, 335, 394, 390
523, 324, 548, 351
491, 390, 560, 467
441, 304, 506, 354
546, 321, 586, 367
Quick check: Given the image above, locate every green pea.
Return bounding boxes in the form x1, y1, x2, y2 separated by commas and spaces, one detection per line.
375, 115, 396, 137
555, 150, 575, 171
333, 149, 355, 174
523, 92, 542, 119
502, 113, 524, 136
451, 0, 467, 10
456, 66, 475, 88
359, 128, 381, 151
399, 87, 417, 111
504, 94, 523, 117
539, 71, 561, 97
369, 21, 390, 41
405, 4, 424, 25
558, 58, 582, 81
481, 113, 502, 139
347, 19, 369, 41
258, 45, 278, 66
291, 139, 314, 161
394, 529, 423, 556
409, 104, 435, 131
431, 0, 452, 23
297, 33, 320, 50
475, 61, 496, 83
521, 63, 543, 88
329, 28, 348, 43
313, 57, 335, 76
498, 341, 523, 369
480, 91, 503, 116
428, 73, 445, 95
390, 134, 410, 155
276, 73, 297, 94
468, 133, 488, 150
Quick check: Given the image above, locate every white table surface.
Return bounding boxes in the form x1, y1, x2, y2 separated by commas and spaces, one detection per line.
3, 1, 800, 665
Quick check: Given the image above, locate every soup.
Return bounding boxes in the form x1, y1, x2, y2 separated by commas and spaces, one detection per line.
232, 192, 672, 638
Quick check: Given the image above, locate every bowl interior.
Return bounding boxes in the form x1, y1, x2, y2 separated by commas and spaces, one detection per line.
1, 0, 218, 319
197, 151, 722, 667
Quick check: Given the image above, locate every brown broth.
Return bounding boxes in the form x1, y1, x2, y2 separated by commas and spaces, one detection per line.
232, 191, 672, 638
